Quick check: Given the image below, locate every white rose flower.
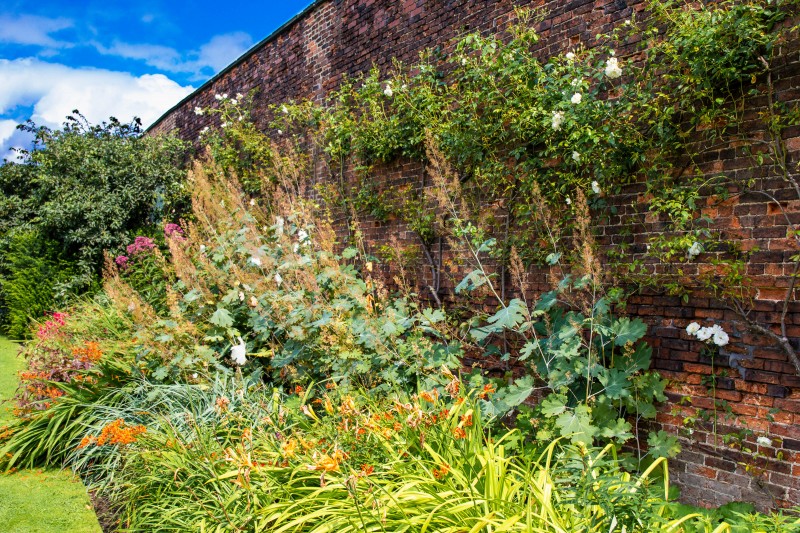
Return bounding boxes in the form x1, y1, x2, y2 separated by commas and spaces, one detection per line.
194, 106, 204, 115
696, 327, 713, 342
571, 92, 582, 104
605, 57, 622, 79
687, 242, 703, 259
249, 256, 262, 267
230, 337, 247, 366
710, 324, 729, 346
686, 322, 701, 335
757, 436, 772, 447
591, 180, 601, 194
552, 111, 565, 131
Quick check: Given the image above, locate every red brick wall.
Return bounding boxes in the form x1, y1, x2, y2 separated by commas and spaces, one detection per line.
150, 0, 800, 510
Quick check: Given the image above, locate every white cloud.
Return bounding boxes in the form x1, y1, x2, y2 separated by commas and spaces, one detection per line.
0, 14, 73, 48
95, 31, 253, 79
195, 32, 252, 73
0, 58, 194, 154
0, 119, 18, 147
94, 41, 184, 72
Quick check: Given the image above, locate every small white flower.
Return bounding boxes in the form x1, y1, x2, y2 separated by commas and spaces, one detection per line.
249, 198, 256, 206
686, 322, 701, 335
200, 126, 209, 135
192, 373, 198, 379
275, 273, 283, 286
565, 51, 575, 61
687, 242, 703, 259
293, 243, 300, 253
230, 337, 247, 366
605, 57, 622, 79
277, 129, 283, 135
565, 197, 572, 205
236, 92, 244, 100
401, 84, 408, 90
552, 111, 565, 131
591, 180, 601, 194
757, 436, 772, 447
572, 151, 581, 163
194, 106, 204, 115
238, 291, 245, 302
383, 83, 393, 97
297, 229, 309, 243
199, 244, 206, 253
696, 327, 713, 342
571, 78, 582, 87
281, 105, 289, 114
249, 256, 262, 267
222, 93, 229, 99
461, 57, 468, 66
230, 99, 238, 105
275, 216, 285, 234
624, 19, 631, 25
711, 324, 729, 346
215, 94, 223, 101
221, 121, 229, 128
571, 92, 582, 104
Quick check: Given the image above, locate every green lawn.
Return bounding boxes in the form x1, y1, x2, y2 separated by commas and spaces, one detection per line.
0, 336, 101, 533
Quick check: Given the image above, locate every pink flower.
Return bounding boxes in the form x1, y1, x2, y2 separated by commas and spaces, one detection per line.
115, 255, 129, 269
126, 236, 156, 256
36, 312, 68, 340
164, 223, 184, 239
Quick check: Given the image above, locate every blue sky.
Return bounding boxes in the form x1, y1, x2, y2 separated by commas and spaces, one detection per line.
1, 0, 313, 156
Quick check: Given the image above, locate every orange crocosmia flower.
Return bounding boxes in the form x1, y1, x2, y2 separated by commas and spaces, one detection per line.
393, 422, 402, 431
452, 427, 467, 440
479, 383, 496, 400
88, 419, 146, 447
381, 428, 393, 439
325, 382, 337, 389
419, 389, 439, 403
281, 438, 298, 458
460, 413, 473, 427
294, 385, 304, 395
433, 463, 450, 479
360, 464, 374, 476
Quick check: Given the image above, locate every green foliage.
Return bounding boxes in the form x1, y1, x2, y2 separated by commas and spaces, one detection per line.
99, 378, 689, 532
0, 232, 82, 339
0, 114, 188, 333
